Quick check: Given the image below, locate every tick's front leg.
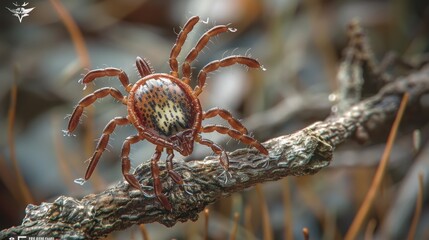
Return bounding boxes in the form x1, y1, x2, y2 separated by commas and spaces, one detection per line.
166, 148, 184, 185
151, 146, 172, 211
121, 135, 154, 198
195, 135, 229, 169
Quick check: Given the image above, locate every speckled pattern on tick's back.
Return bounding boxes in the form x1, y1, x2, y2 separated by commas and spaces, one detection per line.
133, 77, 194, 137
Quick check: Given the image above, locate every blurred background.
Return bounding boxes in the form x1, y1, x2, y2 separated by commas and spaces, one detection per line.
1, 0, 429, 239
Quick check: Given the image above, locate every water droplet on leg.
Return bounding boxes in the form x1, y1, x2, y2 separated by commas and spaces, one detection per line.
62, 130, 75, 137
74, 178, 86, 185
201, 17, 209, 24
328, 93, 337, 102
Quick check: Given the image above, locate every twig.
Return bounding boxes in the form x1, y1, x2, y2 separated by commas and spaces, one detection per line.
407, 173, 424, 240
379, 144, 429, 239
229, 212, 240, 240
8, 67, 34, 205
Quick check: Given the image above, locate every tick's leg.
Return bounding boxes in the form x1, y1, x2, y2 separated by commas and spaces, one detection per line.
194, 56, 263, 96
151, 146, 172, 211
121, 135, 146, 189
84, 117, 130, 181
166, 148, 183, 184
80, 68, 132, 92
201, 125, 268, 155
169, 16, 200, 78
66, 87, 126, 134
195, 135, 229, 169
181, 24, 236, 84
136, 57, 154, 78
203, 107, 248, 135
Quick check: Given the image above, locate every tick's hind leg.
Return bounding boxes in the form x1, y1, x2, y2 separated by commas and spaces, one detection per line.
201, 125, 268, 155
84, 116, 130, 181
151, 146, 172, 211
66, 87, 125, 134
166, 148, 183, 185
203, 107, 248, 135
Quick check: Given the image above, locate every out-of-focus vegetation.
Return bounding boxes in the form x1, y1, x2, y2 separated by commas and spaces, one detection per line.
1, 0, 428, 239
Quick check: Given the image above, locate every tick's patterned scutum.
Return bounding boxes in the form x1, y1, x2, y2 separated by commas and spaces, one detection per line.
133, 76, 194, 138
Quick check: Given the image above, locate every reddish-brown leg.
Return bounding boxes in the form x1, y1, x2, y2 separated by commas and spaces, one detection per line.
151, 146, 172, 211
80, 67, 132, 92
203, 107, 248, 135
166, 148, 183, 184
194, 56, 263, 96
169, 16, 200, 78
195, 135, 229, 169
181, 25, 235, 83
201, 125, 268, 155
121, 134, 153, 197
84, 117, 130, 180
136, 57, 154, 78
66, 87, 125, 134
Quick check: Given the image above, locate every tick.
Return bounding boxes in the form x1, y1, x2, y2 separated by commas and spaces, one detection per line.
65, 16, 268, 210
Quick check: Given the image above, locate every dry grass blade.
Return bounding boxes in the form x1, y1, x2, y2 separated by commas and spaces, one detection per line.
49, 0, 90, 68
407, 173, 424, 240
8, 71, 34, 204
204, 208, 209, 240
244, 202, 254, 239
229, 212, 240, 240
282, 179, 293, 240
344, 93, 409, 240
139, 224, 150, 240
302, 227, 310, 240
256, 184, 273, 240
364, 219, 376, 240
0, 154, 21, 203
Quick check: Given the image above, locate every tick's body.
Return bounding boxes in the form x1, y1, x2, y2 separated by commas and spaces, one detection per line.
132, 76, 196, 137
65, 16, 268, 211
128, 74, 201, 156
